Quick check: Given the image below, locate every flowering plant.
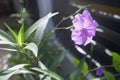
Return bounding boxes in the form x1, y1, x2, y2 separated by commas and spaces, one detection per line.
0, 8, 120, 80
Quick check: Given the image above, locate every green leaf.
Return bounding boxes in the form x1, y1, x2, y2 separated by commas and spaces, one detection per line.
82, 62, 89, 73
101, 71, 115, 80
4, 23, 17, 41
38, 61, 48, 70
0, 70, 17, 80
72, 57, 80, 67
8, 64, 29, 70
24, 42, 38, 57
72, 57, 89, 73
20, 8, 26, 20
15, 69, 33, 74
112, 52, 120, 72
17, 24, 24, 47
24, 12, 58, 41
0, 64, 29, 80
0, 41, 16, 47
70, 57, 86, 80
0, 30, 15, 42
40, 74, 51, 80
19, 8, 26, 24
31, 67, 64, 80
38, 61, 51, 80
33, 12, 58, 46
0, 47, 17, 51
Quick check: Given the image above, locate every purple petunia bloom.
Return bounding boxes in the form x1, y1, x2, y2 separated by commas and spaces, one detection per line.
71, 10, 98, 46
96, 67, 105, 76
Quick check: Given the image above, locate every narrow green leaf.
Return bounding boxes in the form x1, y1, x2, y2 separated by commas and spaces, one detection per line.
33, 12, 58, 46
17, 24, 24, 47
40, 74, 51, 80
112, 52, 120, 72
20, 8, 26, 20
24, 42, 38, 57
0, 41, 16, 47
31, 67, 64, 80
8, 64, 29, 70
38, 61, 48, 70
0, 47, 17, 51
38, 62, 52, 80
19, 8, 26, 24
0, 64, 30, 80
70, 57, 86, 80
15, 69, 33, 74
0, 70, 17, 80
101, 71, 115, 80
0, 30, 15, 42
4, 23, 17, 41
24, 12, 58, 41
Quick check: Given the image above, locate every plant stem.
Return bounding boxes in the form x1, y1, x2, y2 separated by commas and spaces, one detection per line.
89, 44, 94, 70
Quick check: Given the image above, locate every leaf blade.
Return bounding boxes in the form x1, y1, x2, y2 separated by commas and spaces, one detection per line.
112, 52, 120, 72
0, 41, 16, 47
17, 24, 24, 47
24, 42, 38, 57
0, 64, 29, 80
31, 67, 64, 80
24, 12, 58, 42
0, 30, 15, 42
70, 57, 86, 80
4, 23, 17, 41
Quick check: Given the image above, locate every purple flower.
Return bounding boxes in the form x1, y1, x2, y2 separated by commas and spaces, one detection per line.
96, 67, 105, 76
71, 10, 98, 46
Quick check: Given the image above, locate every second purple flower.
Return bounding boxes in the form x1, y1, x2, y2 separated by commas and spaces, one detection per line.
71, 10, 98, 46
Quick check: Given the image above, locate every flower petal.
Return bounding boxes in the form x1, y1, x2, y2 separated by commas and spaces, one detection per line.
71, 9, 98, 46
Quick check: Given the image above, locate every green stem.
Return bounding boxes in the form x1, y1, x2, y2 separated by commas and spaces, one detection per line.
89, 44, 94, 70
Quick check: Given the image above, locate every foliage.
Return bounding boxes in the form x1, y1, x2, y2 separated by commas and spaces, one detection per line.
112, 52, 120, 72
0, 8, 63, 80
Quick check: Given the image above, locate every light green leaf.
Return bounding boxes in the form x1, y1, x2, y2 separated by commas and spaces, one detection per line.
72, 57, 80, 67
72, 57, 89, 73
82, 62, 89, 73
31, 67, 64, 80
112, 52, 120, 72
24, 42, 38, 57
17, 24, 24, 47
0, 30, 15, 42
101, 71, 115, 80
70, 57, 85, 80
4, 23, 17, 41
24, 12, 58, 42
